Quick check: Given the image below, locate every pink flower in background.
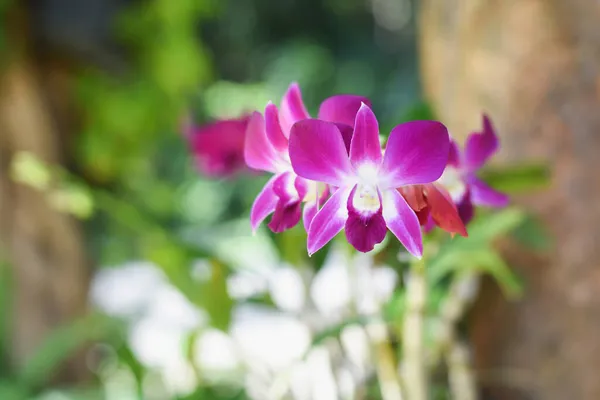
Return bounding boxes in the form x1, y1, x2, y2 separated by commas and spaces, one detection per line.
246, 83, 370, 233
289, 104, 450, 256
436, 114, 509, 224
186, 115, 250, 178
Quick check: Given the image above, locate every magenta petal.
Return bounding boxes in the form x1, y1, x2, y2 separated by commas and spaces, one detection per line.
334, 123, 354, 154
279, 82, 310, 137
272, 171, 297, 201
250, 175, 279, 232
448, 139, 461, 168
457, 191, 474, 226
268, 172, 302, 232
469, 177, 509, 207
244, 112, 280, 172
188, 116, 249, 178
289, 119, 353, 186
382, 189, 423, 258
307, 188, 351, 255
380, 121, 450, 188
294, 176, 309, 201
268, 200, 302, 233
265, 102, 289, 152
464, 114, 499, 171
345, 211, 386, 253
423, 215, 436, 234
318, 95, 372, 127
349, 103, 382, 167
302, 182, 329, 231
302, 201, 318, 231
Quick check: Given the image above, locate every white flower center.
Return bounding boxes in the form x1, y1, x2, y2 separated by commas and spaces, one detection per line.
352, 184, 380, 213
352, 164, 381, 214
356, 164, 379, 185
437, 166, 467, 202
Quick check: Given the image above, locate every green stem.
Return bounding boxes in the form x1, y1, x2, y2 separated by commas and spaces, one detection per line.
402, 257, 427, 400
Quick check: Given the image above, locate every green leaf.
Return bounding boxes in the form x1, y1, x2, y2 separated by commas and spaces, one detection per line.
455, 208, 526, 247
428, 249, 523, 299
277, 224, 309, 267
116, 345, 146, 394
511, 214, 552, 250
479, 163, 550, 193
201, 261, 233, 332
383, 290, 405, 323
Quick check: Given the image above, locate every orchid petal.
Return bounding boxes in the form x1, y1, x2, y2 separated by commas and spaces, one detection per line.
244, 112, 280, 172
188, 116, 249, 178
457, 191, 475, 225
250, 175, 279, 232
307, 188, 351, 255
302, 201, 318, 231
289, 119, 353, 186
382, 189, 423, 258
349, 103, 382, 167
272, 171, 298, 201
345, 211, 387, 253
416, 207, 431, 226
448, 139, 461, 167
268, 200, 302, 233
265, 102, 288, 152
279, 82, 310, 137
399, 185, 428, 212
469, 177, 509, 207
318, 95, 372, 127
423, 215, 436, 233
294, 176, 309, 201
267, 172, 302, 232
464, 114, 499, 171
425, 184, 467, 237
380, 121, 450, 188
334, 123, 354, 154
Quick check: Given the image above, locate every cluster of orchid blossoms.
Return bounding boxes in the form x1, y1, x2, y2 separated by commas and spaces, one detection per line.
188, 83, 508, 258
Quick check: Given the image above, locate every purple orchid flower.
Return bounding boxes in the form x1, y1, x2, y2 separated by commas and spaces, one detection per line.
288, 103, 450, 257
185, 114, 250, 178
436, 114, 509, 224
245, 83, 370, 233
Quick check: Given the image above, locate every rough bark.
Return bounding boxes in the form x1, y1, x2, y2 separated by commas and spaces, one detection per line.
0, 58, 90, 384
419, 1, 600, 399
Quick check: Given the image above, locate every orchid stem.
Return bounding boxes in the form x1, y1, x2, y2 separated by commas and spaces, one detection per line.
428, 272, 479, 368
367, 320, 405, 400
447, 339, 477, 400
402, 257, 427, 400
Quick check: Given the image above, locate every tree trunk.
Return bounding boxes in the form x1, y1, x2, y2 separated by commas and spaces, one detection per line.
419, 1, 600, 399
0, 57, 91, 384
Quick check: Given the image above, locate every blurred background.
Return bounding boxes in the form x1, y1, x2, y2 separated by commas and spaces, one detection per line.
0, 0, 598, 399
